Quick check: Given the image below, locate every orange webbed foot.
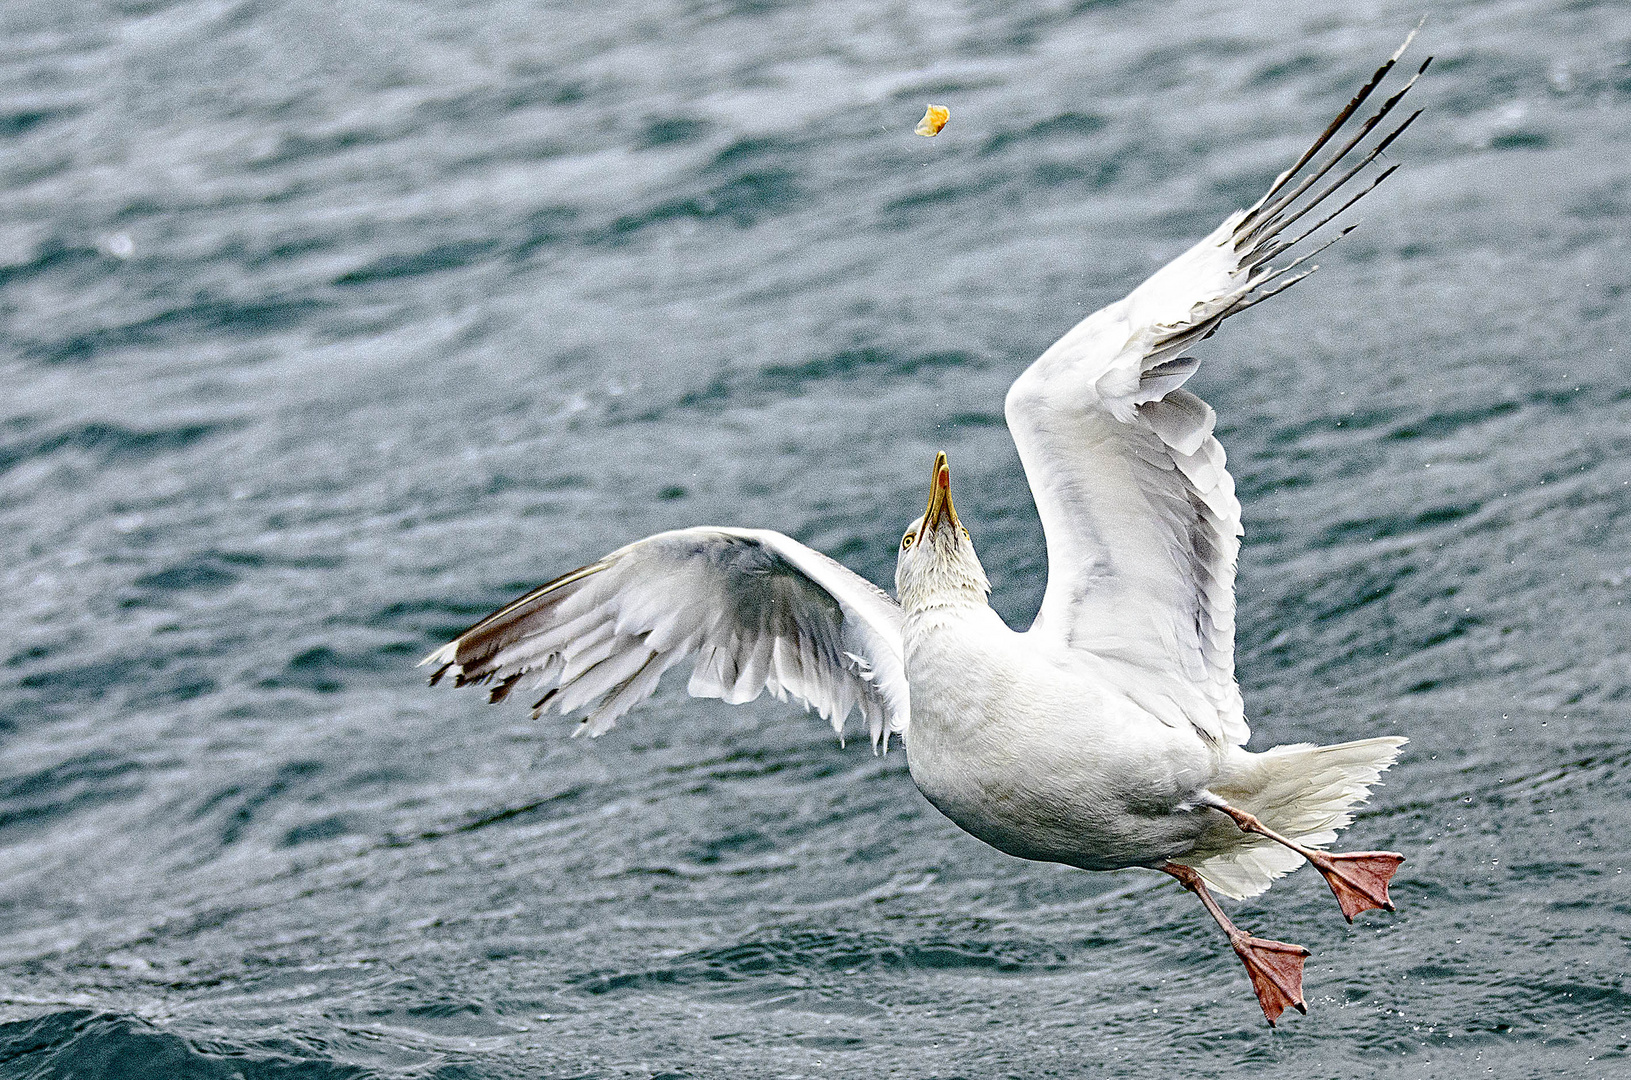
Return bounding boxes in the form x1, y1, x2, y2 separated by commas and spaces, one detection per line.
1230, 933, 1310, 1025
1309, 850, 1404, 921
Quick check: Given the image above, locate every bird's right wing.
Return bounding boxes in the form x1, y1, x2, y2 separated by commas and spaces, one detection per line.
421, 528, 909, 749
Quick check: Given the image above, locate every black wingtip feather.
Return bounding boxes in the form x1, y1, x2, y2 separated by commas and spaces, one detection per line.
1242, 74, 1423, 249
1235, 29, 1430, 257
1241, 41, 1415, 223
1248, 161, 1399, 272
489, 671, 523, 704
1229, 266, 1319, 317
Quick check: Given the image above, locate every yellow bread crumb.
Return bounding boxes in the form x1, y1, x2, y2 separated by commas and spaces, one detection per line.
914, 104, 950, 137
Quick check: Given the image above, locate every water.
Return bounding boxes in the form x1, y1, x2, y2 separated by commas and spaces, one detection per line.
2, 0, 1628, 1076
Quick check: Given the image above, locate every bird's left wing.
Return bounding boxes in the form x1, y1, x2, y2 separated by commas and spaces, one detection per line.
420, 528, 909, 749
1005, 38, 1429, 746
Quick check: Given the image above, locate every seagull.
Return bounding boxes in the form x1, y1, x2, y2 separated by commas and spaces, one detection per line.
422, 36, 1430, 1025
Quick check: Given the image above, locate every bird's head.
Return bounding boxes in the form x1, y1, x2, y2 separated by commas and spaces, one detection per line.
894, 451, 990, 614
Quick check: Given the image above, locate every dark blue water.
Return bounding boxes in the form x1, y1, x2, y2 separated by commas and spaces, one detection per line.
2, 1, 1628, 1077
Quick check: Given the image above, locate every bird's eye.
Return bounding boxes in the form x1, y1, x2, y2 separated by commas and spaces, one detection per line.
901, 533, 914, 550
961, 527, 970, 540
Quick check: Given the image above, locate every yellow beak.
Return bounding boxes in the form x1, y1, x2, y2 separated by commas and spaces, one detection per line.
924, 451, 959, 532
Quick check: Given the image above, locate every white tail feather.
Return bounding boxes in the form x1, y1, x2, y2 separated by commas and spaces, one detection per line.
1180, 736, 1406, 899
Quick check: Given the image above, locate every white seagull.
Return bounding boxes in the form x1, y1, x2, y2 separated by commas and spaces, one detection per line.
423, 38, 1430, 1025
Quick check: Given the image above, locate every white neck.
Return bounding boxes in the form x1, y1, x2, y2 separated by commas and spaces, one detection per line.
899, 572, 988, 615
902, 578, 993, 630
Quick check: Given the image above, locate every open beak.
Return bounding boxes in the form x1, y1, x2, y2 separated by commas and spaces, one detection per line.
924, 451, 960, 533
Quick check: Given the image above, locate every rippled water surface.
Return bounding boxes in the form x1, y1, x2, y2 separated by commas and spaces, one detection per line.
3, 1, 1629, 1077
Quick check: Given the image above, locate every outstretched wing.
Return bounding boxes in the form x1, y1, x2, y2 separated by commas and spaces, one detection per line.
1005, 37, 1429, 746
420, 528, 909, 749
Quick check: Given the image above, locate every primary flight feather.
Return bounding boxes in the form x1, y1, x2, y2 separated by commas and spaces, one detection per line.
423, 33, 1430, 1026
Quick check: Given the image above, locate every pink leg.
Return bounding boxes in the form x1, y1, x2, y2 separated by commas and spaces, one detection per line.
1162, 862, 1309, 1026
1212, 802, 1404, 922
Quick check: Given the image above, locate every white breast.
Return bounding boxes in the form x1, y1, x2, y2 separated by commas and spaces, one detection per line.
901, 607, 1221, 871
